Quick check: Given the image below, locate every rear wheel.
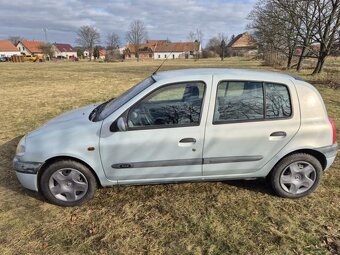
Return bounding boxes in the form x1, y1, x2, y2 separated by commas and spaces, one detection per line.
269, 153, 322, 198
40, 160, 97, 206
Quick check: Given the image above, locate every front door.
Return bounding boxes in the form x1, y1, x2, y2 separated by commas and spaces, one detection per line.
203, 78, 300, 177
100, 79, 211, 183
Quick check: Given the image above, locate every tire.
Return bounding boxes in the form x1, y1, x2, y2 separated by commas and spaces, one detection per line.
40, 160, 97, 206
269, 153, 322, 198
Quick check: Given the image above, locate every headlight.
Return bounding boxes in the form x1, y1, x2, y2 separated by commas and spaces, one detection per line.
16, 136, 26, 156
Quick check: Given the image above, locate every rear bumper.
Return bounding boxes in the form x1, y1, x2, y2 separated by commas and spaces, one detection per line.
316, 144, 338, 171
316, 144, 338, 158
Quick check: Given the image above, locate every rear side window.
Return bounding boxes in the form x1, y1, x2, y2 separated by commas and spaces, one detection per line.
214, 81, 291, 124
265, 83, 292, 118
214, 81, 264, 122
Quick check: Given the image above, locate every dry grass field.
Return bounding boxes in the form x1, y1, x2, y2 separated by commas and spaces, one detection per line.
0, 57, 339, 255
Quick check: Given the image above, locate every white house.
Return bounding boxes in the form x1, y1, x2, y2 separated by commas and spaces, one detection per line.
153, 42, 202, 59
16, 40, 45, 56
123, 40, 202, 60
0, 40, 20, 57
52, 43, 77, 59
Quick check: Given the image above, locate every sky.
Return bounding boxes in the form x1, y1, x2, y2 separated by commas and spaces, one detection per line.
0, 0, 257, 47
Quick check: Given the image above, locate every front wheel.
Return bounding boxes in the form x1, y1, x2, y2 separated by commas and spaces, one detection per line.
269, 153, 322, 198
40, 160, 97, 206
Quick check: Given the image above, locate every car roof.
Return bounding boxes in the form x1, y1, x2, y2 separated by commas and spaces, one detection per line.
153, 68, 303, 81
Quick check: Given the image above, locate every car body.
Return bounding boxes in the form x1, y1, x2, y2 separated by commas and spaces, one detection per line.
13, 68, 338, 206
0, 55, 8, 62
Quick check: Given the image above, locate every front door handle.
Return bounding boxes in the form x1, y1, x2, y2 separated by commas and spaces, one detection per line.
270, 131, 287, 137
179, 138, 196, 143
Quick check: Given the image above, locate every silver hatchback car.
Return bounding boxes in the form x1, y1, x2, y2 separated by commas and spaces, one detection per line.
13, 69, 338, 206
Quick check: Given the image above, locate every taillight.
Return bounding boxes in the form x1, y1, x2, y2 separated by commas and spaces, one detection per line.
329, 117, 337, 144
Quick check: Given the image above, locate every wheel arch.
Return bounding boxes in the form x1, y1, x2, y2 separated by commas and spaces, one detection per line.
268, 148, 327, 177
37, 156, 102, 191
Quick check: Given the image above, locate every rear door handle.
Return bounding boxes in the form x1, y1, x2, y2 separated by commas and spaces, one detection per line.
270, 131, 287, 137
179, 138, 196, 143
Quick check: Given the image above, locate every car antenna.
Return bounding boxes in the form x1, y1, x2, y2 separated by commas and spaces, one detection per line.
152, 50, 174, 76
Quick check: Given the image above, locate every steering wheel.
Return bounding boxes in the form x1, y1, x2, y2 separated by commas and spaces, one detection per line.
132, 106, 153, 126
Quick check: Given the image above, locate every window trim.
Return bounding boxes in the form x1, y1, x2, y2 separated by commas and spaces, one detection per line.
212, 80, 293, 125
123, 80, 207, 131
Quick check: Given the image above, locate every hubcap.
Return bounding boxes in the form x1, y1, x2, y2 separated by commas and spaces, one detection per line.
49, 168, 88, 202
280, 161, 316, 194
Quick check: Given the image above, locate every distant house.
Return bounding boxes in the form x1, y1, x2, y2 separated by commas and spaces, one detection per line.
0, 40, 20, 57
52, 43, 77, 59
17, 40, 46, 56
153, 42, 201, 59
83, 48, 106, 60
124, 40, 201, 60
227, 32, 257, 56
99, 48, 106, 60
124, 40, 165, 60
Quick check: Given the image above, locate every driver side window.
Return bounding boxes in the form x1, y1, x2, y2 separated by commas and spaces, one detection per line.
128, 82, 205, 129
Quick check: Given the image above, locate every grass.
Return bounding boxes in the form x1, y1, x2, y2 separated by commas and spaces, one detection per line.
0, 57, 339, 255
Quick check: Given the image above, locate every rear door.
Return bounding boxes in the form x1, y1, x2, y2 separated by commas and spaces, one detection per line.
202, 77, 300, 177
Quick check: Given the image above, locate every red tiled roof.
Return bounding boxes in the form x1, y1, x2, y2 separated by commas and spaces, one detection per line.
20, 40, 46, 54
155, 42, 199, 52
99, 48, 106, 56
227, 32, 256, 48
0, 40, 19, 52
125, 41, 199, 54
54, 43, 75, 52
126, 40, 168, 53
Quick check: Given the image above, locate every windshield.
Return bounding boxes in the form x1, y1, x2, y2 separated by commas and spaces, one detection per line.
96, 76, 156, 121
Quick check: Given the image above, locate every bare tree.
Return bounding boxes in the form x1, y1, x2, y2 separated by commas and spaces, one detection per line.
76, 25, 100, 61
39, 43, 54, 60
126, 20, 147, 61
312, 0, 340, 74
106, 32, 120, 50
187, 29, 204, 59
273, 0, 319, 71
207, 33, 228, 60
248, 0, 300, 69
8, 36, 23, 46
187, 29, 204, 43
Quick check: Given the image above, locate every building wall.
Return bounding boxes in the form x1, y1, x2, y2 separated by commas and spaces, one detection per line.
0, 51, 20, 57
58, 51, 77, 59
152, 51, 199, 59
17, 42, 32, 55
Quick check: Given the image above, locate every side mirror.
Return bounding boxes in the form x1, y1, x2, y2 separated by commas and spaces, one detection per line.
117, 117, 127, 131
110, 117, 127, 132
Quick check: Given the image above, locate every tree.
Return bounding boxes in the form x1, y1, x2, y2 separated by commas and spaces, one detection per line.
187, 29, 204, 59
39, 43, 54, 60
187, 29, 204, 43
93, 46, 100, 59
248, 0, 300, 69
8, 36, 23, 46
312, 0, 340, 74
106, 32, 120, 50
126, 20, 147, 61
206, 33, 228, 60
106, 32, 120, 61
76, 25, 100, 61
249, 0, 340, 74
77, 48, 84, 58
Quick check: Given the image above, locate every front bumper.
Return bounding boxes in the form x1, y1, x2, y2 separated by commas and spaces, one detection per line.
13, 157, 42, 191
